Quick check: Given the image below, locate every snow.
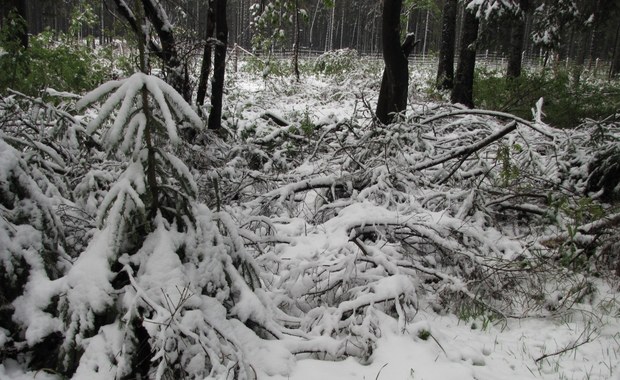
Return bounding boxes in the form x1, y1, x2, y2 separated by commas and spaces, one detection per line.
78, 73, 202, 150
3, 55, 620, 380
276, 307, 620, 380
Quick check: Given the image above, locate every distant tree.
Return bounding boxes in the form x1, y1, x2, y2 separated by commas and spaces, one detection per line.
532, 0, 580, 63
376, 0, 417, 124
612, 23, 620, 78
293, 0, 301, 81
250, 0, 308, 80
436, 0, 457, 89
451, 1, 479, 108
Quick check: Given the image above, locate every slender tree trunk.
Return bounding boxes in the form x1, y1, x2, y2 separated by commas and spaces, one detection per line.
611, 23, 620, 78
292, 0, 300, 81
329, 1, 336, 51
208, 0, 228, 130
196, 0, 215, 106
376, 0, 417, 125
309, 0, 321, 50
451, 2, 479, 109
436, 0, 457, 90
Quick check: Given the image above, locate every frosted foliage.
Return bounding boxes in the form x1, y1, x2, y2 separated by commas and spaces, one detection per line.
468, 0, 519, 19
0, 139, 65, 347
96, 160, 146, 229
77, 73, 203, 152
532, 0, 580, 49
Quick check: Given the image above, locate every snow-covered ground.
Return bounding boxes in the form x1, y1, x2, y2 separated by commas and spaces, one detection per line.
226, 65, 620, 380
2, 58, 620, 380
281, 301, 620, 380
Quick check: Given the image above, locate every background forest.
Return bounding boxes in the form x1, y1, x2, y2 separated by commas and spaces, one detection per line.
2, 0, 620, 379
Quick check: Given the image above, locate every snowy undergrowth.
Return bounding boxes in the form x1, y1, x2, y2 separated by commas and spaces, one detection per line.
1, 61, 620, 380
197, 68, 620, 377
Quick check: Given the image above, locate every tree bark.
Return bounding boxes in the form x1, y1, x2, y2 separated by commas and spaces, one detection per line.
506, 0, 530, 79
611, 23, 620, 78
196, 0, 215, 106
451, 2, 479, 109
208, 0, 228, 130
292, 0, 301, 81
436, 0, 457, 90
376, 0, 411, 125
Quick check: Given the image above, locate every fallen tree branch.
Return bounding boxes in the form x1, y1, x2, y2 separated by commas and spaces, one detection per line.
413, 121, 517, 171
420, 109, 553, 138
539, 212, 620, 247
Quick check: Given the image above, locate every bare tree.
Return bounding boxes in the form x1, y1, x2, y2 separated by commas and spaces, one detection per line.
293, 0, 301, 81
507, 0, 531, 79
208, 0, 228, 131
376, 0, 417, 124
436, 0, 457, 89
451, 1, 479, 108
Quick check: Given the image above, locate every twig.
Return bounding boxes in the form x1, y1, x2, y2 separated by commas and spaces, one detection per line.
375, 363, 389, 380
534, 329, 595, 363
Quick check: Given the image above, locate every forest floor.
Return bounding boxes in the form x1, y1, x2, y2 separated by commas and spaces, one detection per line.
218, 63, 620, 380
2, 57, 620, 380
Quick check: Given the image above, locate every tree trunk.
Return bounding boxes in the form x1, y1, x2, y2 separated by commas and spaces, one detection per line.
376, 0, 416, 125
611, 23, 620, 78
506, 19, 525, 78
208, 0, 228, 131
292, 0, 301, 81
506, 0, 529, 79
196, 0, 215, 106
436, 0, 457, 90
451, 2, 479, 109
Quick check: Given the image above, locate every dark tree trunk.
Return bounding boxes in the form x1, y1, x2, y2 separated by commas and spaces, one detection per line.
292, 0, 301, 81
376, 0, 411, 125
451, 3, 479, 109
611, 23, 620, 78
506, 19, 525, 78
196, 0, 215, 106
506, 0, 530, 79
436, 0, 457, 90
208, 0, 228, 131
